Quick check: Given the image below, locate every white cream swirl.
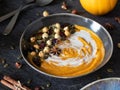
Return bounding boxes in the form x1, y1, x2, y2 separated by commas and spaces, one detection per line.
46, 30, 97, 67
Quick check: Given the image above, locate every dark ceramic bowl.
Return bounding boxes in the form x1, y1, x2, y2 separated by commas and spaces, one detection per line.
20, 13, 113, 78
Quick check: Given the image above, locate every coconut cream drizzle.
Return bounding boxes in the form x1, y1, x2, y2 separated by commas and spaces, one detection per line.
46, 30, 97, 67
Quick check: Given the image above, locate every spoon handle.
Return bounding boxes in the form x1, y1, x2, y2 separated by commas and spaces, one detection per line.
2, 6, 22, 35
0, 3, 35, 23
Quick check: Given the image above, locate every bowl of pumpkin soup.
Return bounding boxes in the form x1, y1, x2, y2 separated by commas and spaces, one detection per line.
20, 13, 113, 78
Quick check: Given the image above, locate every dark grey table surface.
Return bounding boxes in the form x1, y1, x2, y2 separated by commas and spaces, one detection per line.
0, 0, 120, 90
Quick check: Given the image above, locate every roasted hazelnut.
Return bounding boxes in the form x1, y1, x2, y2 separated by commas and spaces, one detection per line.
54, 33, 61, 39
42, 27, 49, 33
39, 51, 44, 58
63, 26, 69, 31
43, 10, 49, 17
43, 46, 50, 53
64, 30, 70, 36
30, 37, 36, 43
42, 33, 48, 39
33, 44, 39, 49
30, 51, 36, 56
55, 23, 61, 29
54, 28, 60, 34
46, 40, 52, 46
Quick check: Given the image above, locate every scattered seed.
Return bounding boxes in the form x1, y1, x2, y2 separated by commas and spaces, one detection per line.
115, 17, 120, 24
17, 55, 23, 60
10, 45, 15, 50
104, 23, 114, 30
15, 62, 22, 69
27, 79, 32, 84
96, 76, 101, 79
28, 20, 32, 24
4, 63, 9, 68
0, 58, 6, 64
117, 43, 120, 48
40, 86, 45, 90
107, 68, 113, 72
46, 82, 51, 88
36, 12, 40, 16
61, 2, 67, 10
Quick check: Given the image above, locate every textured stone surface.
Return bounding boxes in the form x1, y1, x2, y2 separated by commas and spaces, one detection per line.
0, 0, 120, 90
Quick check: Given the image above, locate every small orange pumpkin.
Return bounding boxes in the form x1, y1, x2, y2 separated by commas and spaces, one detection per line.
80, 0, 118, 15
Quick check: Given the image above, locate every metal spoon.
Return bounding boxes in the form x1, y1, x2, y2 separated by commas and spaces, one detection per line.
2, 0, 53, 35
0, 0, 53, 23
2, 6, 22, 35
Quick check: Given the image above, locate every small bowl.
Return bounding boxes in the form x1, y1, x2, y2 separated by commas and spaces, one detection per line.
81, 78, 120, 90
20, 13, 113, 78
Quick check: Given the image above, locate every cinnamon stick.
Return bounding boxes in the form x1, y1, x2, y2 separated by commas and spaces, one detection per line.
0, 79, 15, 90
3, 75, 31, 90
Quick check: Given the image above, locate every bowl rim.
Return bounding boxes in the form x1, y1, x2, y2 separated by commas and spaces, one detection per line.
20, 13, 113, 79
80, 77, 120, 90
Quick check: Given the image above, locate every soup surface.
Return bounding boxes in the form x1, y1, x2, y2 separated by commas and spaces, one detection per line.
27, 23, 105, 77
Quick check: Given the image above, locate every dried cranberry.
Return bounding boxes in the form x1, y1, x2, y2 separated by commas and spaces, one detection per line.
52, 39, 57, 45
60, 31, 66, 40
48, 27, 53, 35
29, 46, 35, 52
39, 42, 46, 49
25, 44, 35, 52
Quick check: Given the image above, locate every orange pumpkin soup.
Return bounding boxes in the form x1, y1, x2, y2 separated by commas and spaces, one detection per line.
28, 24, 105, 77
